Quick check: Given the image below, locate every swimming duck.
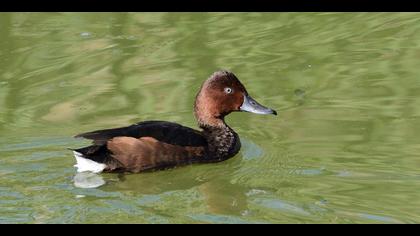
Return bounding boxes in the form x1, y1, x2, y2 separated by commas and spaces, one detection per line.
72, 70, 277, 173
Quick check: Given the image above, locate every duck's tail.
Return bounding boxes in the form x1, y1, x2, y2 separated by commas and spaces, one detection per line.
69, 147, 107, 173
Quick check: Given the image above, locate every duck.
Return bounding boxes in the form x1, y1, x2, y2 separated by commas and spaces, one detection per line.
71, 70, 277, 173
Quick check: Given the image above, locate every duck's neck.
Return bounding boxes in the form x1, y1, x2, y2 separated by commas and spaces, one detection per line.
199, 120, 241, 161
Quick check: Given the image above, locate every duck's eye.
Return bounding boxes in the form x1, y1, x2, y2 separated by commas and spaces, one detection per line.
224, 87, 233, 94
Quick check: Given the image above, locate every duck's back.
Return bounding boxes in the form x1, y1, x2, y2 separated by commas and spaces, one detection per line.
76, 121, 207, 146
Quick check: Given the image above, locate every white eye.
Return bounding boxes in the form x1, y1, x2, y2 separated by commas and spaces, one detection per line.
224, 87, 233, 94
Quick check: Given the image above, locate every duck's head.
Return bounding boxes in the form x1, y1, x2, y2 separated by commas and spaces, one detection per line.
194, 70, 277, 127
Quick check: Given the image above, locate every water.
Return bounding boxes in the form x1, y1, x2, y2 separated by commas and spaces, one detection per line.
1, 12, 420, 223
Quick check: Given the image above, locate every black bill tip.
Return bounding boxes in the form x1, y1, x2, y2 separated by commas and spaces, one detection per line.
272, 109, 277, 116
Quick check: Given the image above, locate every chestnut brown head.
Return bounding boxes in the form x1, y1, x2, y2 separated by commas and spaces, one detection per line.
194, 70, 276, 127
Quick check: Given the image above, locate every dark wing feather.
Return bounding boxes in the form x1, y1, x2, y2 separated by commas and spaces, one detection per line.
75, 121, 207, 147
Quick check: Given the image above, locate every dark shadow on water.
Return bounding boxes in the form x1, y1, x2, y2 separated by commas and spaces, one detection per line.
75, 154, 250, 216
115, 157, 249, 216
72, 137, 271, 216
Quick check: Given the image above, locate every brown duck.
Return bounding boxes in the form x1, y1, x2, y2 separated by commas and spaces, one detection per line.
72, 70, 277, 173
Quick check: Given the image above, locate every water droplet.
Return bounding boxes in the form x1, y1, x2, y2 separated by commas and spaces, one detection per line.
80, 32, 91, 38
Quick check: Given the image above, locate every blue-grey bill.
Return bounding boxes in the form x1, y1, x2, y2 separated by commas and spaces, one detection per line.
239, 94, 277, 115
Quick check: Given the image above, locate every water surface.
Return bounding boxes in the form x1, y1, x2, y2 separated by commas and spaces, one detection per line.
1, 13, 420, 223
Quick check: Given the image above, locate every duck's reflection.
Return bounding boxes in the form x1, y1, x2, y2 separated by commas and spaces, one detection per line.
73, 156, 249, 215
73, 172, 106, 189
73, 138, 264, 215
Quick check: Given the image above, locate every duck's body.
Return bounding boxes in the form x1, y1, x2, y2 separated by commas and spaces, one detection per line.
72, 70, 276, 173
73, 120, 241, 173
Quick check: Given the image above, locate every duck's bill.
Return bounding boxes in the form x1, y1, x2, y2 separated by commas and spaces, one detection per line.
240, 94, 277, 115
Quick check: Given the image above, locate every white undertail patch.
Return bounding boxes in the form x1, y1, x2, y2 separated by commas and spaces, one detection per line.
73, 151, 106, 173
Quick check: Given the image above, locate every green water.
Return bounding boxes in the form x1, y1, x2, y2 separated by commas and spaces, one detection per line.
1, 12, 420, 224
